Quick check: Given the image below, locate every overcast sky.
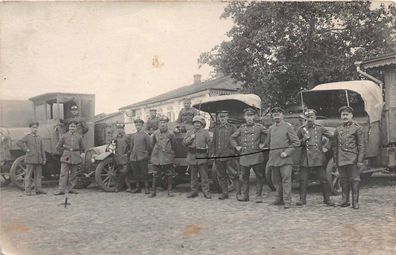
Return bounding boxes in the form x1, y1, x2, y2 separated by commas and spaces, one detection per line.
0, 2, 232, 114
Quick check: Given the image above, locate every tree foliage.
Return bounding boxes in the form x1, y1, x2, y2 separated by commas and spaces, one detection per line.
199, 2, 396, 107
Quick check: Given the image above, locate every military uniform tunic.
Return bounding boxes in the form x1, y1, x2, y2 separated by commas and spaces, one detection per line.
177, 107, 199, 125
17, 133, 46, 164
297, 124, 332, 167
151, 129, 176, 166
333, 121, 365, 167
56, 132, 86, 165
183, 128, 211, 165
129, 130, 151, 162
230, 123, 267, 167
112, 134, 130, 165
266, 121, 300, 167
213, 123, 237, 161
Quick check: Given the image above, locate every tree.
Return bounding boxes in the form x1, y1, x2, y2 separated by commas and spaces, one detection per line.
199, 2, 396, 107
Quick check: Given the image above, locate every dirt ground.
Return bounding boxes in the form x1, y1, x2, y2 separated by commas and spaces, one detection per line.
0, 174, 395, 255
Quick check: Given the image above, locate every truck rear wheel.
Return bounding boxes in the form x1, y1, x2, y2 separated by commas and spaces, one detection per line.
10, 156, 26, 190
95, 157, 118, 192
325, 158, 341, 195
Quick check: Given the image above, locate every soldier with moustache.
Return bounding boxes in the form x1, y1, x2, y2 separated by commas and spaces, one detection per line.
296, 109, 334, 206
333, 106, 365, 209
230, 108, 267, 203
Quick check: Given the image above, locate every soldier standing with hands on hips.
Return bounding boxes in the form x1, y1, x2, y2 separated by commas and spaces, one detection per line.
54, 121, 85, 195
183, 115, 212, 199
17, 121, 47, 195
296, 109, 334, 206
266, 107, 300, 209
333, 106, 365, 209
230, 107, 267, 203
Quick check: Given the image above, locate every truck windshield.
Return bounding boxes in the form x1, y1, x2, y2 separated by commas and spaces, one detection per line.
302, 90, 367, 118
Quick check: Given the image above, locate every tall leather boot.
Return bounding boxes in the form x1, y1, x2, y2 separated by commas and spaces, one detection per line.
321, 183, 335, 206
131, 181, 141, 193
352, 181, 360, 209
167, 176, 174, 197
339, 179, 350, 207
218, 179, 228, 200
149, 177, 156, 198
144, 180, 150, 194
255, 180, 263, 203
233, 179, 243, 200
296, 180, 307, 206
238, 178, 249, 201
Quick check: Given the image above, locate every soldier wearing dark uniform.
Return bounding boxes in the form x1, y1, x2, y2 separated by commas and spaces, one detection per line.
212, 110, 241, 200
54, 121, 85, 195
333, 106, 365, 209
65, 105, 89, 135
110, 123, 131, 192
149, 116, 177, 198
230, 108, 267, 203
130, 118, 152, 194
266, 107, 300, 209
17, 121, 47, 195
176, 98, 199, 132
296, 109, 334, 206
183, 115, 211, 199
145, 109, 159, 135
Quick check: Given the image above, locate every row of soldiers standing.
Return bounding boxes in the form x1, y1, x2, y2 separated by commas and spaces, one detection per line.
17, 99, 365, 210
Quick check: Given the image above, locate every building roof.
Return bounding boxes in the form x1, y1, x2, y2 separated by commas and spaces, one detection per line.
29, 92, 95, 102
119, 76, 241, 110
95, 111, 123, 122
356, 52, 396, 69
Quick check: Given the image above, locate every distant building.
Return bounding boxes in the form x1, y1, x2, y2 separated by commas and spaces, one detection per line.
119, 75, 241, 133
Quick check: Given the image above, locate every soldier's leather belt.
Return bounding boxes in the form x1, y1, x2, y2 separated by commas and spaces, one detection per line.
189, 148, 208, 153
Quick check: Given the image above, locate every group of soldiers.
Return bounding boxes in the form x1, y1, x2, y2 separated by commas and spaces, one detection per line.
17, 97, 365, 210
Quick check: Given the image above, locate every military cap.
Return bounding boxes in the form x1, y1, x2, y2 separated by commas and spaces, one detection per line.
68, 120, 79, 125
70, 105, 79, 110
115, 122, 125, 128
28, 120, 39, 127
134, 118, 144, 124
338, 106, 354, 113
304, 109, 317, 117
192, 115, 206, 126
270, 107, 285, 114
243, 107, 257, 115
159, 115, 169, 122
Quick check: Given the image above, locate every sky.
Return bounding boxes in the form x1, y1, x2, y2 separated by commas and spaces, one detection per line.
0, 2, 232, 114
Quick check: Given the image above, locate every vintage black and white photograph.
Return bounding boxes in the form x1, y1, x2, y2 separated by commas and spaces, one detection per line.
0, 1, 395, 254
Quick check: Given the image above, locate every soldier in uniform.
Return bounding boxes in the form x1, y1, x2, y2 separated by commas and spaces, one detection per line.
333, 106, 365, 209
266, 107, 300, 209
183, 115, 211, 199
296, 109, 335, 206
145, 109, 159, 135
54, 121, 85, 195
110, 123, 131, 192
130, 118, 152, 194
17, 121, 47, 195
230, 108, 267, 203
212, 110, 241, 200
176, 98, 199, 132
149, 116, 177, 198
66, 105, 89, 135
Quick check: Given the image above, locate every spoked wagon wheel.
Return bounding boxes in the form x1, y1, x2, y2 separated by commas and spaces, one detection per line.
326, 158, 341, 195
10, 156, 26, 190
95, 157, 119, 192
